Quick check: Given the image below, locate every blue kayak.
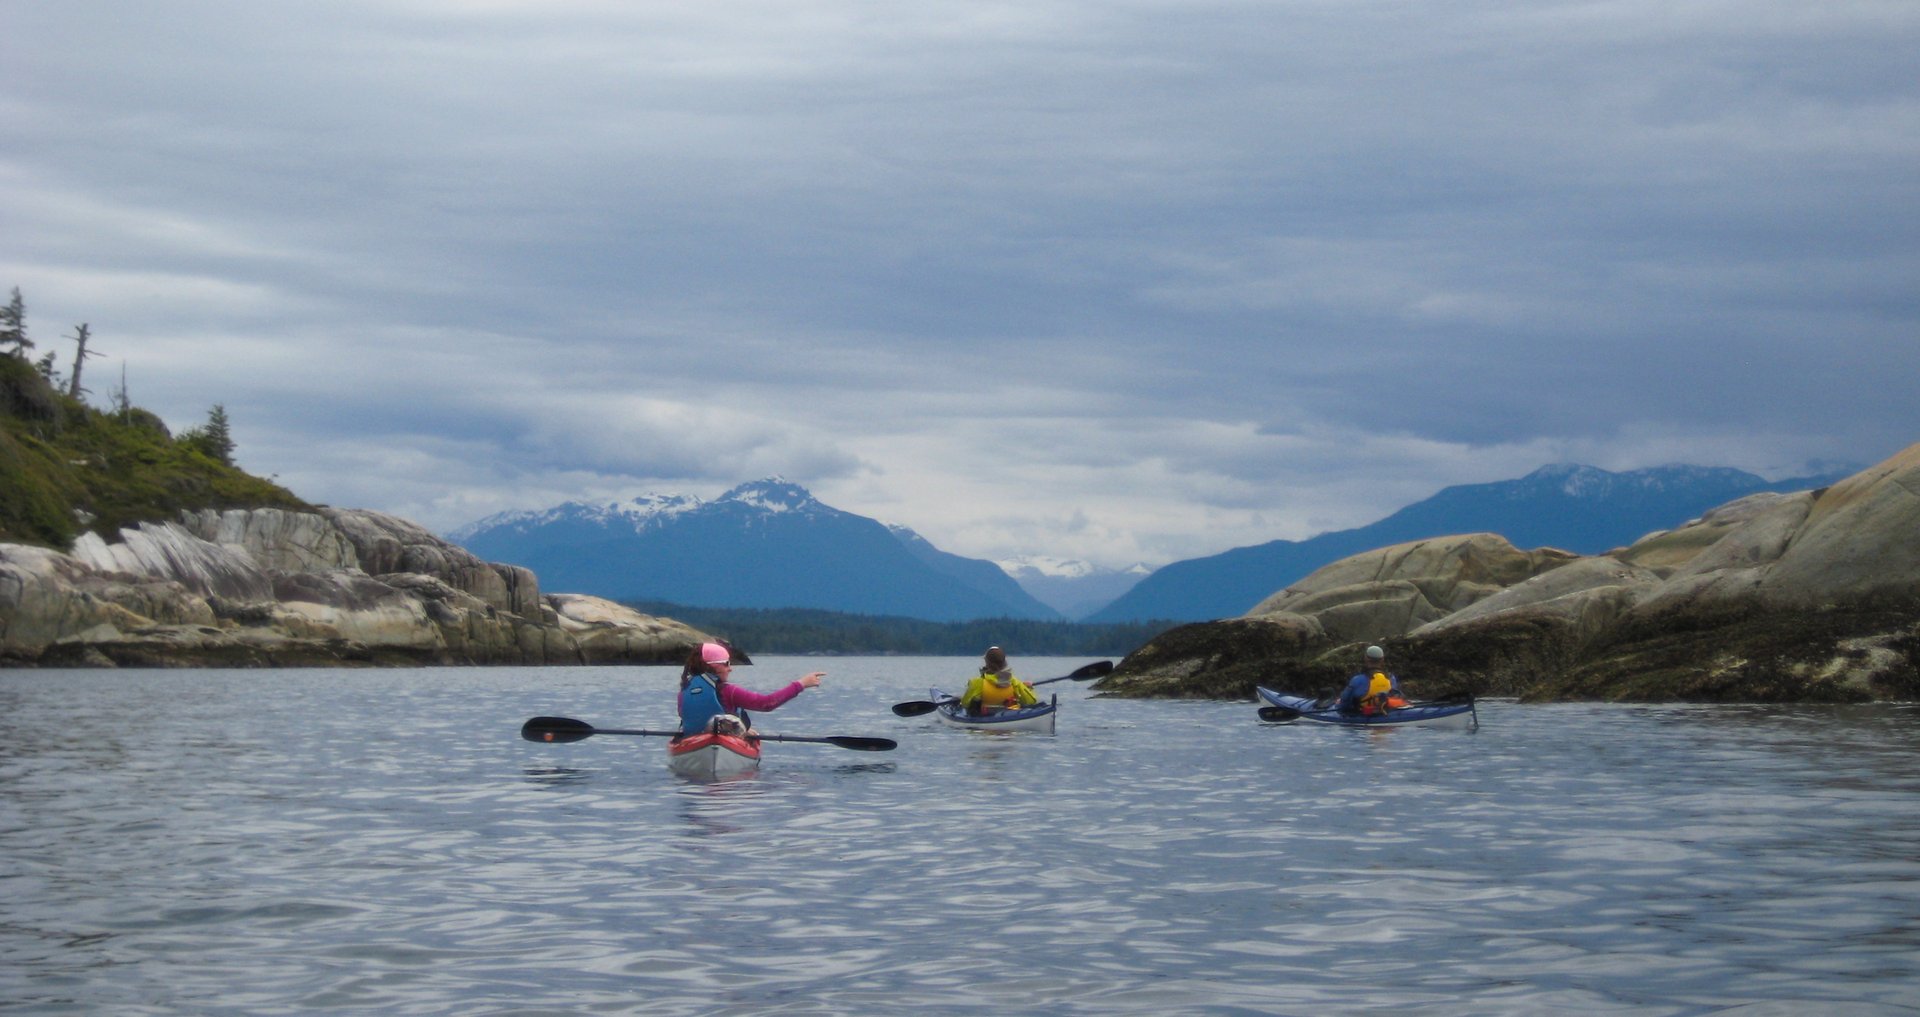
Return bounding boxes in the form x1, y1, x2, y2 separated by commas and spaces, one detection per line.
1257, 687, 1477, 731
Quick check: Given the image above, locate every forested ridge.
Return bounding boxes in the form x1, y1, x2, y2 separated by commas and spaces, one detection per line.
623, 600, 1171, 656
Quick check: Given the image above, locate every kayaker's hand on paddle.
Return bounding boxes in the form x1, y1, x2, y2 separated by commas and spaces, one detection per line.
799, 672, 825, 689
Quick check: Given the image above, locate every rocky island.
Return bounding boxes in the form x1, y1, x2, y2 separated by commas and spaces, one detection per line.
1099, 443, 1920, 703
0, 506, 708, 667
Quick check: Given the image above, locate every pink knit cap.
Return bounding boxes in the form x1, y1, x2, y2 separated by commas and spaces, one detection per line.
700, 642, 732, 666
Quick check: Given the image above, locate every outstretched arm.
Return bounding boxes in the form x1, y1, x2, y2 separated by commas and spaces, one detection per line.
721, 677, 817, 712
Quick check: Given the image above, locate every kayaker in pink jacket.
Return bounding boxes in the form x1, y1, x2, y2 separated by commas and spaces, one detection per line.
678, 641, 823, 735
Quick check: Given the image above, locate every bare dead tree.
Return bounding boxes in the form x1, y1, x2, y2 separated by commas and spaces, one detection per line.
66, 323, 101, 400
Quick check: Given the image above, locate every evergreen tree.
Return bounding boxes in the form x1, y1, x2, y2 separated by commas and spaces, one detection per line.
112, 362, 130, 422
203, 404, 236, 466
0, 287, 29, 359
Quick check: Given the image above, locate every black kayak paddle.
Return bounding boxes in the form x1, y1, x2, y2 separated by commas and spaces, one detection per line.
521, 716, 896, 751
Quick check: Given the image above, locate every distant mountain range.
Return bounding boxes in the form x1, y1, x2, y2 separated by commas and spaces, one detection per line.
448, 479, 1061, 622
448, 463, 1857, 625
995, 556, 1154, 618
1083, 462, 1858, 623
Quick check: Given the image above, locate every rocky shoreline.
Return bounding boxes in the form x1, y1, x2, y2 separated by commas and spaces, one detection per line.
0, 507, 708, 668
1098, 443, 1920, 703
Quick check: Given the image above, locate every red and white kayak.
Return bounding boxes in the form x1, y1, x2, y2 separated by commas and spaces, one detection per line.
666, 732, 762, 779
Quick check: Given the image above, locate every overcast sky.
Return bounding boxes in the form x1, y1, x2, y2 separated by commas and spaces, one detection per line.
6, 1, 1915, 569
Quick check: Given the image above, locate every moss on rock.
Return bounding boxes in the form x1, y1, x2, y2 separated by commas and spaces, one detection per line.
1099, 615, 1345, 700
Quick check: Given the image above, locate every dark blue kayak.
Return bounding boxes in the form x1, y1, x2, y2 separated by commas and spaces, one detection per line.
1257, 687, 1477, 730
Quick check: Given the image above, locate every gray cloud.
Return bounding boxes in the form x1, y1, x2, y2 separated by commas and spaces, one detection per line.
6, 0, 1914, 568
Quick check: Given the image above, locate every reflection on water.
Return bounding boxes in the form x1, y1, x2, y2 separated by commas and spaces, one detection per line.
826, 761, 898, 776
673, 778, 763, 837
2, 661, 1919, 1016
521, 765, 591, 786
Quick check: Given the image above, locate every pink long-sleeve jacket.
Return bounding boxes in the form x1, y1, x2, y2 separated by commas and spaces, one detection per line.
718, 681, 805, 713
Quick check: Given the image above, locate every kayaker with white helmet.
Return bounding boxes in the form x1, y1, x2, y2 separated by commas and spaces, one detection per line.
956, 646, 1040, 716
1335, 644, 1406, 716
678, 641, 824, 736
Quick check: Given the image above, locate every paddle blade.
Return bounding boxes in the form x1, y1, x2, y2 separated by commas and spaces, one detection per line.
1257, 706, 1300, 723
1030, 660, 1117, 687
825, 736, 898, 751
1071, 660, 1115, 680
522, 716, 596, 743
891, 701, 940, 717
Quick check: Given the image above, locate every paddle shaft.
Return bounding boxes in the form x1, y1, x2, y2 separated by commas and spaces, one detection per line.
753, 732, 895, 749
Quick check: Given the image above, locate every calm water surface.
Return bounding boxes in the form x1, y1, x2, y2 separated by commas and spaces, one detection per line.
3, 657, 1918, 1015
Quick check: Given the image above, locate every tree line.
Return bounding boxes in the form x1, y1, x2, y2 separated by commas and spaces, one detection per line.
3, 285, 235, 464
623, 600, 1173, 657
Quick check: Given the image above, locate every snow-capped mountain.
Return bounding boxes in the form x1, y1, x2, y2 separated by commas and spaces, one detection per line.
448, 491, 703, 543
449, 461, 1861, 625
996, 555, 1155, 620
449, 479, 1060, 622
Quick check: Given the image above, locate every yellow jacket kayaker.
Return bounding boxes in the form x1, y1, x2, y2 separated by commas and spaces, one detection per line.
957, 646, 1039, 715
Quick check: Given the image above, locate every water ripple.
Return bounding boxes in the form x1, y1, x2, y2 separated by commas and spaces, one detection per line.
3, 664, 1920, 1015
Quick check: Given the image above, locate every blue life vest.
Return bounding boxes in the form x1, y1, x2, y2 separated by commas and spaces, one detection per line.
679, 674, 728, 735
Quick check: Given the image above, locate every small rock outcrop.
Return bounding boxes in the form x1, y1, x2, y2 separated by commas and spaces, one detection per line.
1102, 443, 1920, 703
549, 594, 710, 664
1, 507, 710, 668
